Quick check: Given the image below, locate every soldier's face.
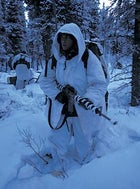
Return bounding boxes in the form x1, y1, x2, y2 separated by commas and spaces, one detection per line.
60, 34, 74, 51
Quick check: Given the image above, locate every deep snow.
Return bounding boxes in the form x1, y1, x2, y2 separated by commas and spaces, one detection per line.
0, 69, 140, 189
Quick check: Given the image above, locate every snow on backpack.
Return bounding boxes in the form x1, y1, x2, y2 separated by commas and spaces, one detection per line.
86, 41, 109, 80
86, 41, 109, 110
12, 53, 31, 70
44, 42, 109, 110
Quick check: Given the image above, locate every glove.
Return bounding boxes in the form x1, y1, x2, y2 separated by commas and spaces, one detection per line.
62, 84, 77, 98
55, 91, 68, 104
56, 84, 77, 115
62, 85, 77, 115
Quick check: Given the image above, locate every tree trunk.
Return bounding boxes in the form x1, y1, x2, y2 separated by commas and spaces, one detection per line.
131, 0, 140, 106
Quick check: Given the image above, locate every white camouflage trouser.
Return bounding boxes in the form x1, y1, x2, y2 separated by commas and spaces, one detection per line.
48, 117, 90, 164
16, 79, 26, 89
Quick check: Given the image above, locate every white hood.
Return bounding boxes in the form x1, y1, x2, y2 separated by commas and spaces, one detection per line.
52, 23, 86, 63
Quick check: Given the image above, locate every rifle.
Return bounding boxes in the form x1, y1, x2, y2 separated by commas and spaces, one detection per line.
56, 80, 117, 125
75, 95, 117, 125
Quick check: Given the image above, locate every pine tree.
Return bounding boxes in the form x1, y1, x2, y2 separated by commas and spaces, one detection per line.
131, 0, 140, 106
5, 0, 27, 55
98, 3, 111, 56
25, 0, 45, 69
25, 0, 55, 65
88, 0, 100, 40
57, 0, 73, 24
0, 0, 7, 71
105, 0, 135, 68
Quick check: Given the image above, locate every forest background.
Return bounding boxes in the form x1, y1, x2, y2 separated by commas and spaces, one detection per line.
0, 0, 139, 106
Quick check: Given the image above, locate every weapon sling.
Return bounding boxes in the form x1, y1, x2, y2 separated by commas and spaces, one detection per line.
47, 97, 68, 130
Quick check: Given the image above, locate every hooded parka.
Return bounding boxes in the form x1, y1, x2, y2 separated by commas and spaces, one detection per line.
12, 53, 32, 89
39, 23, 108, 163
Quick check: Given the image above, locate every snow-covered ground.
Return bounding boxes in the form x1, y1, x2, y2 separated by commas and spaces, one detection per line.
0, 69, 140, 189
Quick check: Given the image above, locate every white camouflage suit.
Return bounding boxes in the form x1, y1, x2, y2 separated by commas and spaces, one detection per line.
12, 53, 32, 89
39, 23, 108, 164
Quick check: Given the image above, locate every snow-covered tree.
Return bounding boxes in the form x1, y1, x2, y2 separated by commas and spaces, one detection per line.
5, 0, 27, 55
98, 4, 111, 53
25, 0, 55, 65
0, 0, 10, 71
131, 0, 140, 106
87, 0, 100, 40
101, 0, 135, 69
